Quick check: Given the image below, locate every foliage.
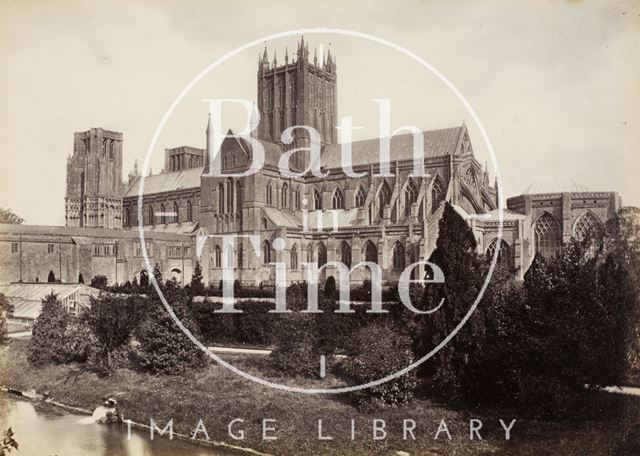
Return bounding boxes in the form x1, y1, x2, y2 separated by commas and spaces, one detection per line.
90, 275, 108, 290
189, 261, 205, 296
0, 207, 23, 225
340, 323, 417, 410
137, 280, 206, 375
0, 294, 13, 346
0, 428, 18, 456
415, 203, 485, 398
84, 294, 148, 371
28, 293, 72, 365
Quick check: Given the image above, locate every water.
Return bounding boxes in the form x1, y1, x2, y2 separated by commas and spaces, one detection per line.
0, 394, 233, 456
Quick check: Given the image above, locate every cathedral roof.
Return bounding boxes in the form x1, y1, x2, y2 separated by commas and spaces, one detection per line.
320, 126, 465, 169
124, 166, 203, 198
521, 178, 590, 195
0, 223, 190, 241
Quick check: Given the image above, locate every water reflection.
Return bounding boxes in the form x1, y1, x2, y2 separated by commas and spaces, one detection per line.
0, 395, 228, 456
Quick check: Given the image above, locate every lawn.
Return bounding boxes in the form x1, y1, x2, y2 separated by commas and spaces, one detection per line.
0, 339, 636, 455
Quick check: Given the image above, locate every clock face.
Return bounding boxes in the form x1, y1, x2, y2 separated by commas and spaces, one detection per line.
137, 29, 504, 394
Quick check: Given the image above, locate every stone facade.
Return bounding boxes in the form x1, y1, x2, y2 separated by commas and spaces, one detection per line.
0, 38, 622, 288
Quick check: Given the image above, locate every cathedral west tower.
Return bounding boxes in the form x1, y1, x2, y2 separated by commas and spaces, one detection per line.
65, 128, 123, 229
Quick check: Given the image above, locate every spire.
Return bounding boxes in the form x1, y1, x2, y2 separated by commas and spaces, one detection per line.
285, 47, 289, 64
314, 48, 317, 65
262, 46, 268, 62
205, 112, 213, 167
273, 50, 277, 66
206, 112, 212, 134
134, 159, 138, 176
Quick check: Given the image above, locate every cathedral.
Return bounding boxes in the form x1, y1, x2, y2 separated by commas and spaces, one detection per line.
0, 38, 621, 288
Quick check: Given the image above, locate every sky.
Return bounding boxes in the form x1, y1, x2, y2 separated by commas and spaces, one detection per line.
0, 0, 638, 225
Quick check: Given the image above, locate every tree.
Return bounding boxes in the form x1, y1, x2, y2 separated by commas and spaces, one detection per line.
84, 295, 147, 371
152, 263, 163, 285
0, 208, 23, 225
190, 261, 205, 296
28, 293, 71, 365
414, 203, 485, 398
137, 279, 206, 374
90, 275, 108, 290
0, 427, 18, 455
0, 293, 14, 346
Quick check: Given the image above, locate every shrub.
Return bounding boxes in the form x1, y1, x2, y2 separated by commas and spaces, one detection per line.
28, 293, 72, 365
137, 281, 207, 375
340, 323, 417, 410
270, 313, 321, 377
0, 293, 13, 346
90, 275, 108, 290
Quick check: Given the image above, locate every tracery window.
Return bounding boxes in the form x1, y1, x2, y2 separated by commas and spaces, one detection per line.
431, 176, 445, 214
173, 201, 179, 223
534, 213, 562, 258
340, 242, 352, 269
266, 182, 273, 205
159, 204, 166, 224
377, 181, 392, 220
332, 187, 344, 210
486, 238, 513, 269
392, 242, 405, 270
291, 244, 298, 269
214, 245, 221, 268
186, 200, 193, 222
262, 240, 272, 264
355, 185, 366, 208
218, 183, 225, 214
281, 183, 288, 208
573, 211, 604, 241
363, 240, 378, 264
404, 178, 418, 217
313, 189, 322, 210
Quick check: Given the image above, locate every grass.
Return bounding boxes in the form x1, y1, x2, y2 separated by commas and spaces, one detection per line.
0, 339, 637, 455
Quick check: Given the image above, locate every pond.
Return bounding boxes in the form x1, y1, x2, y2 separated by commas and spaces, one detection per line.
0, 394, 235, 456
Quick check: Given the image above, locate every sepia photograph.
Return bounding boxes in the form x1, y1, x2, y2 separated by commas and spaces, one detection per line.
0, 1, 639, 455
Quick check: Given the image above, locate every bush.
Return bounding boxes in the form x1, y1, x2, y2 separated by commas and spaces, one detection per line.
28, 293, 73, 365
0, 293, 13, 346
339, 323, 417, 410
270, 313, 321, 377
90, 275, 108, 290
137, 281, 207, 375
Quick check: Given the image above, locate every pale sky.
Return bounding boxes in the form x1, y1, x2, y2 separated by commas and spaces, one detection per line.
1, 0, 638, 225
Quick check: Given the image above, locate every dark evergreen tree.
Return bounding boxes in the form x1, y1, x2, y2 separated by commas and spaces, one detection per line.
189, 261, 205, 296
90, 275, 108, 290
28, 293, 70, 365
415, 203, 485, 398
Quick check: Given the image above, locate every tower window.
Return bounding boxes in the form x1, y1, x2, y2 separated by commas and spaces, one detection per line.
11, 243, 18, 253
47, 244, 55, 253
313, 189, 322, 210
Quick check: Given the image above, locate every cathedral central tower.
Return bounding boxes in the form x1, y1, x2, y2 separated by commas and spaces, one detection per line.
257, 37, 337, 168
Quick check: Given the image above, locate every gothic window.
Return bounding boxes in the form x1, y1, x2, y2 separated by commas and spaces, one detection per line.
573, 211, 604, 241
214, 245, 221, 268
124, 207, 131, 227
291, 244, 298, 269
262, 217, 268, 230
431, 176, 445, 214
295, 187, 301, 210
316, 242, 327, 268
218, 183, 225, 214
159, 204, 166, 224
262, 240, 272, 264
534, 212, 562, 258
236, 182, 243, 213
282, 183, 288, 208
307, 243, 313, 263
173, 201, 179, 223
404, 178, 418, 217
339, 241, 352, 269
363, 240, 378, 264
355, 185, 366, 208
486, 238, 513, 269
186, 200, 193, 222
266, 182, 273, 205
313, 188, 322, 210
377, 180, 392, 220
226, 178, 234, 213
332, 187, 344, 210
392, 242, 406, 271
463, 167, 476, 188
148, 205, 153, 225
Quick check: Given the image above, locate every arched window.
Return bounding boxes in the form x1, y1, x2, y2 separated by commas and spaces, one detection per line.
355, 185, 367, 208
307, 243, 313, 263
392, 242, 406, 270
226, 178, 234, 213
377, 181, 392, 220
316, 242, 327, 268
218, 183, 225, 214
262, 217, 268, 230
124, 207, 131, 227
463, 167, 476, 188
159, 204, 166, 224
186, 200, 193, 222
214, 245, 221, 268
534, 213, 562, 258
148, 205, 153, 225
294, 187, 301, 210
173, 201, 179, 223
262, 240, 272, 264
404, 178, 418, 217
225, 245, 234, 268
313, 188, 322, 210
237, 243, 244, 269
281, 183, 288, 208
339, 241, 352, 269
431, 176, 445, 214
266, 182, 273, 205
332, 187, 344, 209
291, 244, 298, 269
573, 211, 604, 241
486, 238, 513, 269
236, 182, 243, 214
363, 240, 378, 264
